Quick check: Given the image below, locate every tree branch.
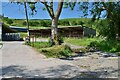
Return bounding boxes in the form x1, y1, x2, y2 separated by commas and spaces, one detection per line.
50, 1, 55, 18
55, 0, 63, 18
40, 0, 54, 18
102, 2, 113, 17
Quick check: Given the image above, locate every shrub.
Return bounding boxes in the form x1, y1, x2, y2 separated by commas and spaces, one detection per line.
70, 21, 77, 26
6, 19, 13, 25
58, 36, 64, 45
88, 41, 99, 48
59, 20, 70, 26
88, 40, 120, 53
39, 45, 73, 58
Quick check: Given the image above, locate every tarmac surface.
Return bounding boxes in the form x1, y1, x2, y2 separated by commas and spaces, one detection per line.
0, 41, 119, 79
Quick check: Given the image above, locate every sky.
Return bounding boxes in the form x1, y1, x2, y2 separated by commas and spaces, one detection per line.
1, 2, 92, 19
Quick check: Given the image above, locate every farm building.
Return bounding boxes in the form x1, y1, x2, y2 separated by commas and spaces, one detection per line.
1, 23, 21, 41
29, 26, 96, 38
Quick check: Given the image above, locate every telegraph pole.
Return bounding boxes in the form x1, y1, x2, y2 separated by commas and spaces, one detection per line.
24, 1, 30, 42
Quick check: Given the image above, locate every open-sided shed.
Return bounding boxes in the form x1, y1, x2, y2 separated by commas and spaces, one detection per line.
29, 26, 96, 38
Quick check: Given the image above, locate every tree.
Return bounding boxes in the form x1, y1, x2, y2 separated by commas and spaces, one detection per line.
28, 0, 78, 45
79, 2, 120, 40
9, 0, 76, 45
39, 0, 63, 45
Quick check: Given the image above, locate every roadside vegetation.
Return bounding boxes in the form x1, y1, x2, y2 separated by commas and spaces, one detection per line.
26, 42, 73, 58
64, 37, 102, 46
88, 40, 120, 54
65, 37, 120, 55
25, 37, 120, 58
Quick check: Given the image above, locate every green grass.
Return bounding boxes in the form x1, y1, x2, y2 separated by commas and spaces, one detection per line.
89, 40, 120, 53
20, 32, 28, 38
64, 37, 102, 46
25, 42, 50, 49
25, 42, 73, 58
65, 37, 120, 54
39, 45, 73, 58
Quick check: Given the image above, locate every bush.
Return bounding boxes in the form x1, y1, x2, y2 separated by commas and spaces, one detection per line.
77, 21, 84, 26
58, 20, 70, 26
88, 41, 99, 48
6, 19, 13, 25
29, 21, 39, 26
70, 21, 77, 26
39, 20, 51, 27
39, 45, 73, 58
22, 21, 40, 26
88, 40, 120, 53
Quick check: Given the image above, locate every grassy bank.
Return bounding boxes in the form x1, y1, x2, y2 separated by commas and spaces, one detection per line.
26, 42, 73, 58
65, 37, 120, 55
64, 37, 103, 46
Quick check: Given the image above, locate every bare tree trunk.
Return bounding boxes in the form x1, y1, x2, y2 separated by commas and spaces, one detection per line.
51, 17, 59, 45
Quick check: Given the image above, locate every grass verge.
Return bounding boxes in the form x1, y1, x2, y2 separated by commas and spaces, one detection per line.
39, 45, 73, 58
25, 42, 50, 49
64, 37, 102, 46
25, 42, 73, 58
65, 37, 120, 55
88, 40, 120, 54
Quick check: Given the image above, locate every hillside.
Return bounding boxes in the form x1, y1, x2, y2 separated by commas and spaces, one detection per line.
2, 17, 93, 29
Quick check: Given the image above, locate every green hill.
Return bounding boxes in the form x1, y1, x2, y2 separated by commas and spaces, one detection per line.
2, 16, 101, 30
5, 18, 91, 29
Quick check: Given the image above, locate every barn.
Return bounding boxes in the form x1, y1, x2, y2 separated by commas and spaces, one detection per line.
29, 26, 96, 38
